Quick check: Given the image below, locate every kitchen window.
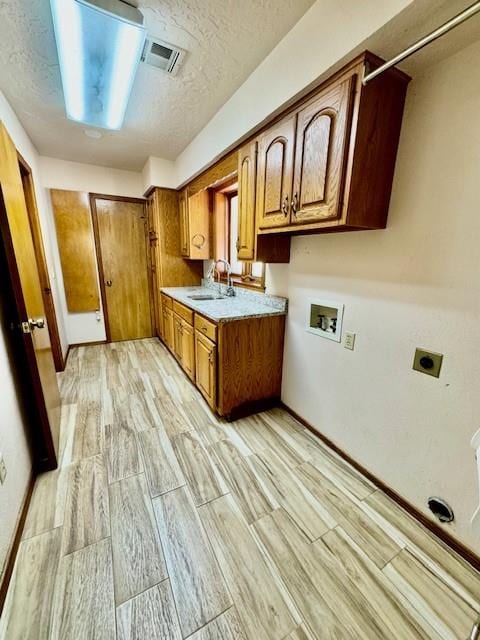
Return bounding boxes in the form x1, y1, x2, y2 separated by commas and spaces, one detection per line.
213, 184, 265, 290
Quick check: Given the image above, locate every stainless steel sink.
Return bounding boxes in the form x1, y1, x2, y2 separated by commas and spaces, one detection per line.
187, 294, 225, 301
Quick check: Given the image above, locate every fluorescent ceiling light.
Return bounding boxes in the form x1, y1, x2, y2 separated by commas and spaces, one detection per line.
50, 0, 146, 130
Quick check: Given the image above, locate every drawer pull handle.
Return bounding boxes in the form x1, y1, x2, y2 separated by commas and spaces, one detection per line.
202, 325, 208, 332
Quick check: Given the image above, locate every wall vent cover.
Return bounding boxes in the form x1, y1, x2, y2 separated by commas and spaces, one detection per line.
142, 38, 186, 75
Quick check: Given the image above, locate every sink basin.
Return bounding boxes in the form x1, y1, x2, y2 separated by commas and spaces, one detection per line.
188, 294, 226, 301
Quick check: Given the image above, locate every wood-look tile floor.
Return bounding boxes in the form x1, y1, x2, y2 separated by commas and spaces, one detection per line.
2, 338, 480, 639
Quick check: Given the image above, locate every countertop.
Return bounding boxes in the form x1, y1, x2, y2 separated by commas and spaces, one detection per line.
160, 286, 288, 323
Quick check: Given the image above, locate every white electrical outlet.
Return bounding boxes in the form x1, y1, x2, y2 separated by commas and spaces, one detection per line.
0, 455, 7, 485
344, 331, 356, 350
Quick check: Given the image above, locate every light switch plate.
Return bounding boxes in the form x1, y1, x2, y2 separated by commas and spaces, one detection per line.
344, 332, 356, 350
413, 348, 443, 378
0, 455, 6, 485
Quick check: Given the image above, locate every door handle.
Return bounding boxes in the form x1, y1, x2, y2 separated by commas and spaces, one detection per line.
22, 317, 45, 333
105, 280, 113, 287
282, 195, 289, 216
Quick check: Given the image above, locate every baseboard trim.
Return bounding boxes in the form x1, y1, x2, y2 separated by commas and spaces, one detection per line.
0, 470, 36, 615
68, 340, 108, 349
280, 401, 480, 574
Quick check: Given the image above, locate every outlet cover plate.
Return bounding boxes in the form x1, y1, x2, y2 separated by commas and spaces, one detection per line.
344, 332, 356, 350
413, 348, 443, 378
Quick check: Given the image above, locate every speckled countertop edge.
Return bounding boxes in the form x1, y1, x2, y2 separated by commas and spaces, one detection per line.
160, 284, 288, 323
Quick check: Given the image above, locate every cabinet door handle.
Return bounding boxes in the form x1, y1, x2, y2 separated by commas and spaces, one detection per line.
236, 238, 240, 252
192, 234, 206, 249
208, 350, 214, 363
282, 195, 289, 216
291, 192, 298, 216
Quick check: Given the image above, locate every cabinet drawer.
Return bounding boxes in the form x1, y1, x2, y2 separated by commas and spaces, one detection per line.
161, 293, 173, 310
194, 314, 217, 343
173, 300, 194, 325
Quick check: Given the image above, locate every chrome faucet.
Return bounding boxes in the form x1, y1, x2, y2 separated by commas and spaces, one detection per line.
214, 259, 235, 296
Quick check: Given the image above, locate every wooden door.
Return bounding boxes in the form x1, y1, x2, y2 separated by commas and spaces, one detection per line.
173, 313, 183, 362
291, 76, 354, 224
181, 320, 195, 381
163, 307, 174, 351
0, 122, 60, 468
237, 140, 257, 260
256, 115, 296, 230
92, 196, 153, 342
179, 189, 189, 257
19, 156, 65, 372
195, 330, 216, 409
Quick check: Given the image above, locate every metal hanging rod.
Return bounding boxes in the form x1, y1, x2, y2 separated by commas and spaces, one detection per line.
363, 1, 480, 84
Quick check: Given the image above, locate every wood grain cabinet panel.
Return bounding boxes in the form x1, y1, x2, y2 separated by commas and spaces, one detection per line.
163, 306, 174, 352
147, 189, 203, 339
181, 321, 195, 381
50, 189, 100, 312
195, 331, 216, 410
194, 314, 217, 343
173, 313, 183, 362
179, 189, 189, 257
237, 141, 257, 260
256, 115, 296, 230
291, 75, 354, 225
181, 190, 210, 260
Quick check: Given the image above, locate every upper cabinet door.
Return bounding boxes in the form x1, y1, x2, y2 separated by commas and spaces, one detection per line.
291, 75, 355, 225
237, 140, 257, 260
256, 115, 296, 230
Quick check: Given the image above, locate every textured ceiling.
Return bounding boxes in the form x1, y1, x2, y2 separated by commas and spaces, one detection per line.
0, 0, 315, 170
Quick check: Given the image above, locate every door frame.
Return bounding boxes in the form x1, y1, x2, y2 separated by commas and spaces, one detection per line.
17, 153, 65, 372
89, 193, 153, 342
0, 184, 58, 470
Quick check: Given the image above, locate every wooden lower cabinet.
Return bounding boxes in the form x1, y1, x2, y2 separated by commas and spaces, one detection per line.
161, 293, 285, 419
195, 330, 216, 409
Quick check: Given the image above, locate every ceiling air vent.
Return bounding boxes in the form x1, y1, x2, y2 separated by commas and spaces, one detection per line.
142, 38, 186, 75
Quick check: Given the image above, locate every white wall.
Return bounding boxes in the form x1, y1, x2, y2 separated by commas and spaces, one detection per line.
142, 156, 176, 194
39, 156, 144, 198
271, 39, 480, 552
39, 156, 146, 345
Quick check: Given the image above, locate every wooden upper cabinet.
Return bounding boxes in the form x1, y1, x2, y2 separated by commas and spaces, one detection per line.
237, 140, 257, 260
291, 75, 354, 225
180, 189, 210, 259
256, 115, 296, 230
252, 52, 409, 237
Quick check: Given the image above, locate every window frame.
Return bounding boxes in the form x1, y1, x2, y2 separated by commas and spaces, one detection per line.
212, 182, 265, 291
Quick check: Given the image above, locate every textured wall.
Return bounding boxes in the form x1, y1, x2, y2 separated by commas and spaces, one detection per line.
271, 39, 480, 553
